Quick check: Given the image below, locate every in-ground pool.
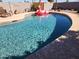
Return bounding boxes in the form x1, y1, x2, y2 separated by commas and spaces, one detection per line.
0, 13, 72, 58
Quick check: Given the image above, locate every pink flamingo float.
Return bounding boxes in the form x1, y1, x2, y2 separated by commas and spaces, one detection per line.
35, 0, 49, 16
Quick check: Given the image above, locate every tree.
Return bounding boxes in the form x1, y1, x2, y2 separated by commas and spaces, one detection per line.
56, 0, 57, 3
8, 1, 12, 16
66, 0, 69, 2
48, 0, 54, 2
24, 0, 26, 2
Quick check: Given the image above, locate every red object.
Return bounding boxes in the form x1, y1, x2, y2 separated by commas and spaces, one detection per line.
35, 0, 48, 16
35, 10, 48, 16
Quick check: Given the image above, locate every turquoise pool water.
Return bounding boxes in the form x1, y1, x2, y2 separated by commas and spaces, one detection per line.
0, 14, 57, 58
0, 13, 72, 58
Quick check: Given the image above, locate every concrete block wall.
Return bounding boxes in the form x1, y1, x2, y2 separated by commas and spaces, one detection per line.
52, 2, 79, 11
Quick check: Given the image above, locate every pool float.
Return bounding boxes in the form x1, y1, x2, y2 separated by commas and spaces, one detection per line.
35, 3, 48, 16
35, 9, 48, 16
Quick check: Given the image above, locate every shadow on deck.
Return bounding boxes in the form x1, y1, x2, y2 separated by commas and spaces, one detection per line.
26, 30, 79, 59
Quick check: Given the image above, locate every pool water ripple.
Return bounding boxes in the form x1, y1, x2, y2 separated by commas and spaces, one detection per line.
0, 14, 57, 58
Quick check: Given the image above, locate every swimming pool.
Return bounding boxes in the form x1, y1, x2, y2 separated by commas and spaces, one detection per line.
0, 13, 72, 58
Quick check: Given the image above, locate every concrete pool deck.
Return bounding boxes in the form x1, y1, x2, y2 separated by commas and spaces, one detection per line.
0, 11, 79, 31
0, 12, 35, 24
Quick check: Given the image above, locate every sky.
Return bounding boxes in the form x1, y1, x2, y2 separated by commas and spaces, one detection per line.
3, 0, 79, 2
